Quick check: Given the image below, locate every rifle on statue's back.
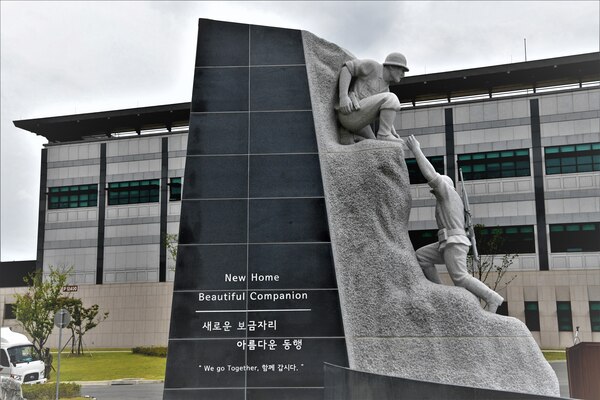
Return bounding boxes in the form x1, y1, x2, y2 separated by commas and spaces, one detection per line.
459, 168, 480, 269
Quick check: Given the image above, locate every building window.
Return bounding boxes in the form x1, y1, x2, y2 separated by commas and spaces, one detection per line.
590, 301, 600, 333
457, 149, 530, 181
406, 156, 445, 184
48, 184, 98, 209
169, 177, 182, 201
556, 301, 573, 332
477, 225, 536, 254
408, 229, 438, 250
549, 223, 600, 252
3, 304, 16, 319
108, 179, 160, 205
524, 301, 540, 331
544, 142, 600, 175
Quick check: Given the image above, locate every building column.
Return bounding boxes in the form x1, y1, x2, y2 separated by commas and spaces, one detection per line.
36, 148, 48, 272
529, 98, 549, 271
159, 137, 169, 282
96, 143, 107, 284
444, 108, 456, 182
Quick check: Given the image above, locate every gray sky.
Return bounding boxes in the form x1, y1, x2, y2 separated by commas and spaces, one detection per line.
1, 1, 599, 261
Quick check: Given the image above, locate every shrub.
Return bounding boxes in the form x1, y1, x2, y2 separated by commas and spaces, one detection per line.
22, 382, 80, 399
132, 346, 167, 357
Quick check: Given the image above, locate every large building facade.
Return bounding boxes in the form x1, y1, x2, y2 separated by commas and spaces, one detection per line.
1, 52, 599, 349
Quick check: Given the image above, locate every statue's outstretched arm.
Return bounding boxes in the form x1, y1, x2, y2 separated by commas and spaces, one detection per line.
406, 135, 437, 181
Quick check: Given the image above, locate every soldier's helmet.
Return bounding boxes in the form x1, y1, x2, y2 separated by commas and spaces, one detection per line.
383, 52, 409, 72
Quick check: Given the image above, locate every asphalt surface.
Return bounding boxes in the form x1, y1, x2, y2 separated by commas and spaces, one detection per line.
80, 361, 571, 400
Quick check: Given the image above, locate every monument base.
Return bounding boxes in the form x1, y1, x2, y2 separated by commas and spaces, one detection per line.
324, 364, 570, 400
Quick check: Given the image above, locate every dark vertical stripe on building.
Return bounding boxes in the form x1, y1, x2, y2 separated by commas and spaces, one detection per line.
36, 149, 48, 272
444, 108, 456, 183
96, 143, 107, 284
530, 99, 549, 271
159, 137, 169, 282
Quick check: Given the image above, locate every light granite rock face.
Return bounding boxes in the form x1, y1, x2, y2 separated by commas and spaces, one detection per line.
301, 30, 560, 397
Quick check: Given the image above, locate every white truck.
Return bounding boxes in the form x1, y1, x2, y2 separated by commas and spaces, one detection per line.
0, 327, 47, 384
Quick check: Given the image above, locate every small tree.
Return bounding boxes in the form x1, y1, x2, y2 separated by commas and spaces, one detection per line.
467, 224, 518, 292
164, 233, 179, 271
58, 296, 109, 356
70, 303, 109, 355
14, 266, 71, 378
57, 297, 82, 354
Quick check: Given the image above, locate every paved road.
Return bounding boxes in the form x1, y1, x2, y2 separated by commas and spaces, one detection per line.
82, 382, 163, 400
81, 361, 571, 399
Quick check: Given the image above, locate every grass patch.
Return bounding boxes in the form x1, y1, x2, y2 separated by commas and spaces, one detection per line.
22, 382, 80, 399
49, 350, 166, 382
542, 351, 566, 361
132, 346, 167, 357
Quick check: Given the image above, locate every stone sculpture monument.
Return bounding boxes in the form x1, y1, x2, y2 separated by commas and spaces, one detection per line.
406, 134, 505, 313
165, 18, 562, 399
302, 30, 561, 396
337, 54, 408, 144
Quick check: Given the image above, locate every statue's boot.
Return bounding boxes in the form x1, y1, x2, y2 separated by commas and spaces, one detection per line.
462, 278, 504, 313
377, 110, 403, 142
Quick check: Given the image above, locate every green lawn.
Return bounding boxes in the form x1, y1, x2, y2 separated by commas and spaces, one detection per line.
49, 351, 166, 382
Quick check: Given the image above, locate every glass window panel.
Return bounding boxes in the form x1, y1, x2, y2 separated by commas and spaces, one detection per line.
460, 149, 530, 181
576, 144, 591, 151
515, 149, 529, 156
545, 147, 559, 154
592, 143, 600, 150
561, 157, 576, 166
566, 225, 580, 232
560, 145, 575, 153
546, 166, 561, 174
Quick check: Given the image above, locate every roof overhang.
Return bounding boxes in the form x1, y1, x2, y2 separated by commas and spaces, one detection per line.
14, 102, 191, 143
391, 52, 600, 104
13, 52, 600, 143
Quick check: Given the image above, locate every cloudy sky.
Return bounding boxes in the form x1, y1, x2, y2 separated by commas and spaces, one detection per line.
1, 1, 599, 261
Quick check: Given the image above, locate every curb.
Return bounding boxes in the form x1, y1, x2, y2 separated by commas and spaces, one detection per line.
69, 379, 164, 386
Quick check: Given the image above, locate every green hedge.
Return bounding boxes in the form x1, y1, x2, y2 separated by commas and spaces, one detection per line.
22, 382, 81, 400
132, 346, 167, 357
